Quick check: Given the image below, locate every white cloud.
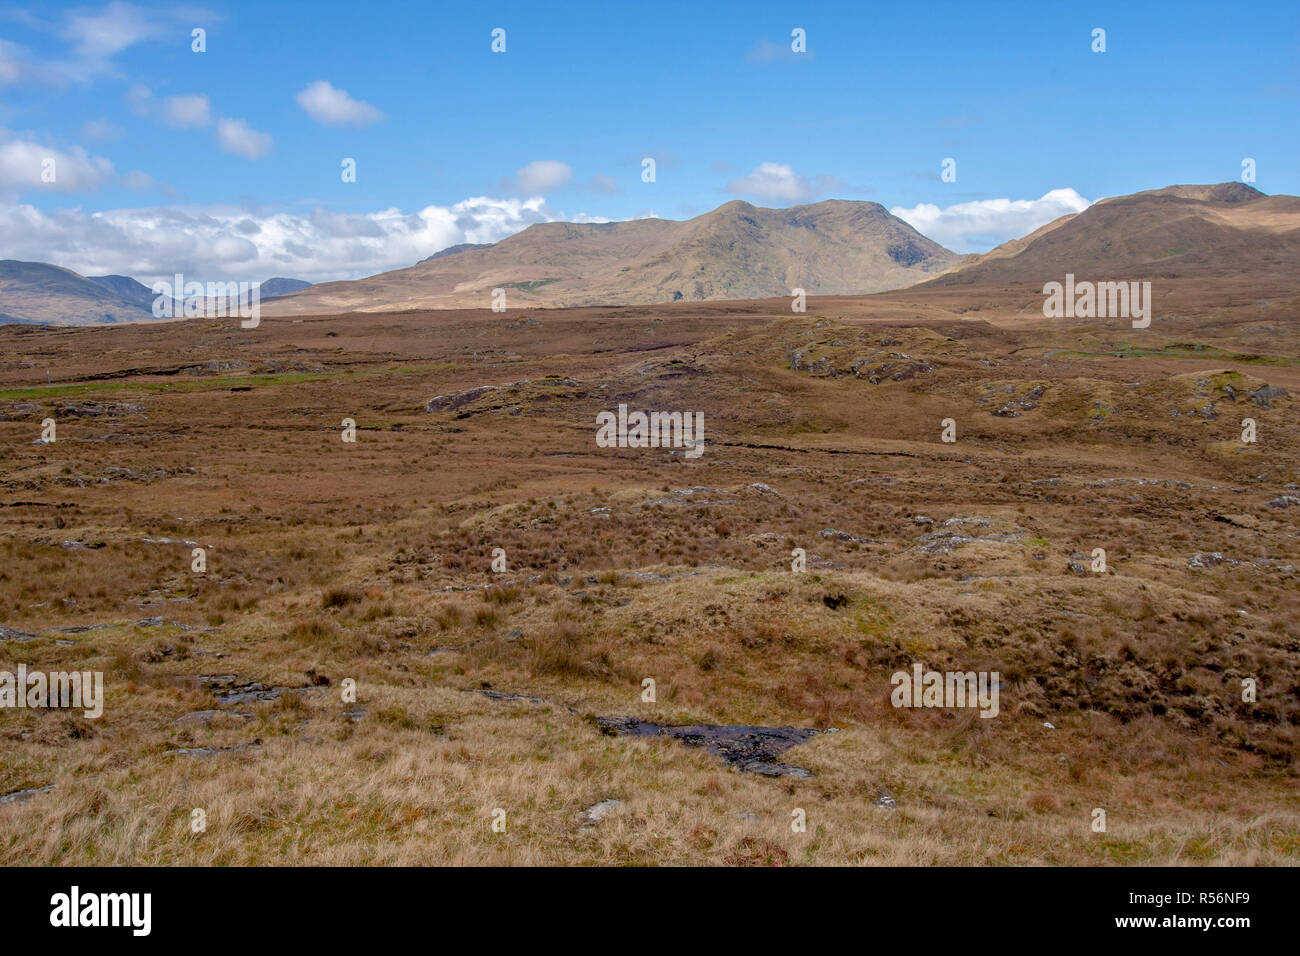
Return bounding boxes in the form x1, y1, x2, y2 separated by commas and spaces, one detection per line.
0, 196, 557, 284
5, 3, 217, 86
514, 160, 572, 195
890, 188, 1092, 253
0, 133, 155, 193
727, 162, 821, 202
294, 80, 384, 126
162, 93, 211, 128
61, 1, 163, 59
216, 117, 272, 159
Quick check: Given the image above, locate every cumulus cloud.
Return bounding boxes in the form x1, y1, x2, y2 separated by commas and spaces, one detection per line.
728, 162, 810, 201
726, 162, 843, 203
0, 196, 557, 284
513, 160, 572, 195
294, 80, 384, 126
161, 93, 211, 128
126, 85, 212, 128
0, 132, 155, 193
216, 117, 272, 159
890, 188, 1092, 253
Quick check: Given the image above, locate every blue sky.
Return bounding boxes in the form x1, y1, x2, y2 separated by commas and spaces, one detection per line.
1, 0, 1296, 282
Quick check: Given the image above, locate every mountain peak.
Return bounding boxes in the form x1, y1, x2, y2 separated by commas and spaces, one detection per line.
265, 198, 958, 314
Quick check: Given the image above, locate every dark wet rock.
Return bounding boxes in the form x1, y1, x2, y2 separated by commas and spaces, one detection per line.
595, 716, 833, 778
1215, 513, 1260, 529
0, 785, 54, 804
199, 674, 313, 705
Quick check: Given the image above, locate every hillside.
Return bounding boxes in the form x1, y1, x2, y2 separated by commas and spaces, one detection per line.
0, 261, 156, 325
926, 183, 1300, 288
265, 199, 959, 314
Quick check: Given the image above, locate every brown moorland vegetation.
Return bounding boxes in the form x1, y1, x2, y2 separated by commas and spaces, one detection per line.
0, 277, 1297, 865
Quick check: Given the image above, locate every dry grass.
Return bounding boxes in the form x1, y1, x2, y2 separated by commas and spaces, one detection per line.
0, 288, 1297, 864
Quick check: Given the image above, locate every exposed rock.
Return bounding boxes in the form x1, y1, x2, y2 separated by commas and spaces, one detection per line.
1249, 385, 1288, 409
164, 740, 261, 758
173, 709, 253, 727
0, 785, 54, 804
595, 716, 833, 778
1266, 495, 1299, 509
474, 688, 548, 704
578, 799, 624, 827
199, 674, 313, 705
424, 377, 580, 414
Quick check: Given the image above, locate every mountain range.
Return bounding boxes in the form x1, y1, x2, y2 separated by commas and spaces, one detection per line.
0, 266, 312, 326
265, 199, 958, 314
1, 183, 1295, 325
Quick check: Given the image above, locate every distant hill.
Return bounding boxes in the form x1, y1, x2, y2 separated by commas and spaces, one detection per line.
0, 261, 155, 325
264, 199, 960, 314
86, 274, 157, 308
925, 182, 1300, 287
260, 277, 313, 299
0, 267, 315, 325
